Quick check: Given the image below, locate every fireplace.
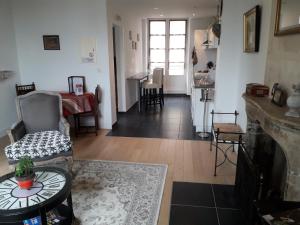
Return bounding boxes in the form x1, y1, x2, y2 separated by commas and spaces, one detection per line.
243, 94, 300, 201
246, 120, 287, 201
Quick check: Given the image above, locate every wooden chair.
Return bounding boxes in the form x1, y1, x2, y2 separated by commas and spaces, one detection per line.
15, 83, 36, 96
210, 110, 245, 176
73, 85, 101, 136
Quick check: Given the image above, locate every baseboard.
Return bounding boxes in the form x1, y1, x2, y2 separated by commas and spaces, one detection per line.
164, 93, 189, 97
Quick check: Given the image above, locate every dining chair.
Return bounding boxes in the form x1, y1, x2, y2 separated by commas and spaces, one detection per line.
15, 82, 36, 96
5, 91, 73, 171
73, 85, 101, 136
142, 68, 164, 109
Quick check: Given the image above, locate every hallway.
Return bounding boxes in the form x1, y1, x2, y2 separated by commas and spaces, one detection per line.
108, 95, 211, 140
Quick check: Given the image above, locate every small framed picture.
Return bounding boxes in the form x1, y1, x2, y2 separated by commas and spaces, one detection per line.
243, 5, 261, 52
272, 87, 286, 107
137, 33, 140, 42
43, 35, 60, 50
68, 76, 86, 96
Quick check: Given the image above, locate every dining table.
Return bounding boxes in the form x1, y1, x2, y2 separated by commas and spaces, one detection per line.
60, 92, 95, 117
127, 72, 149, 112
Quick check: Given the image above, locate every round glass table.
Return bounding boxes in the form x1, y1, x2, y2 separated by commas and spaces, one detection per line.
0, 167, 74, 225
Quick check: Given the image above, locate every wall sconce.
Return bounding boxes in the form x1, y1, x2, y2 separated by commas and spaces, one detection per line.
0, 71, 13, 80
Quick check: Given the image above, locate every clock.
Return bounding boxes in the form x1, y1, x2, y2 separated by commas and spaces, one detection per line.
0, 171, 66, 210
0, 167, 73, 224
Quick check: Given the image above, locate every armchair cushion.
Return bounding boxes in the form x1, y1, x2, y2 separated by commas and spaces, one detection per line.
5, 130, 71, 162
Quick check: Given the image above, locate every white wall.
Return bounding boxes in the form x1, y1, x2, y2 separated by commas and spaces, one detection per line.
215, 0, 272, 130
11, 0, 113, 129
107, 2, 143, 113
0, 0, 21, 137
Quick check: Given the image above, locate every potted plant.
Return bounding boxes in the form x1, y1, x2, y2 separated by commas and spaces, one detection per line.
15, 156, 35, 189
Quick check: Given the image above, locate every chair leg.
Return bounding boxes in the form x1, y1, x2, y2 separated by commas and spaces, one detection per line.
214, 140, 218, 176
73, 115, 78, 137
94, 113, 99, 136
210, 128, 213, 151
161, 87, 165, 105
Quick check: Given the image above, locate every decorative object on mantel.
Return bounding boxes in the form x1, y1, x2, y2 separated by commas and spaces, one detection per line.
285, 83, 300, 118
275, 0, 300, 36
0, 70, 13, 80
243, 5, 261, 53
43, 35, 60, 50
271, 83, 287, 107
246, 83, 269, 97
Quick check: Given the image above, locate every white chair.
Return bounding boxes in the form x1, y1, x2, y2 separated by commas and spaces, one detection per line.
142, 68, 164, 109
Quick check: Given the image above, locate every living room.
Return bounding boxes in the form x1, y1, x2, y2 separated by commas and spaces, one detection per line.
0, 0, 299, 224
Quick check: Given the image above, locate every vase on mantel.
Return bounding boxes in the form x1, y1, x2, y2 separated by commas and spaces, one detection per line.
285, 83, 300, 118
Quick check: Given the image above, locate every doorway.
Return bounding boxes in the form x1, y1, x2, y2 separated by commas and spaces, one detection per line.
148, 20, 187, 94
113, 26, 119, 113
112, 25, 124, 115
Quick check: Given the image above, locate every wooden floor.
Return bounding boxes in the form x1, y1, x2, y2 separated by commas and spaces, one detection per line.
0, 130, 236, 225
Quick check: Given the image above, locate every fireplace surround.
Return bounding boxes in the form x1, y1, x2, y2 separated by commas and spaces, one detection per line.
243, 94, 300, 201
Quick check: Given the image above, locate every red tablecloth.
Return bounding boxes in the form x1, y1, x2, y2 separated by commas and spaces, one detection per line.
60, 92, 95, 117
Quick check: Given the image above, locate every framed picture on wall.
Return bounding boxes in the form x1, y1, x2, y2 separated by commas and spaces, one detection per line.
43, 35, 60, 50
243, 5, 261, 52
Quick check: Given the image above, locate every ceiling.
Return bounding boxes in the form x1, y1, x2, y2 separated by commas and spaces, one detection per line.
110, 0, 219, 19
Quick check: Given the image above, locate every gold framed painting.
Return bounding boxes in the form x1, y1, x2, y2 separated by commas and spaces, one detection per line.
243, 5, 261, 53
275, 0, 300, 36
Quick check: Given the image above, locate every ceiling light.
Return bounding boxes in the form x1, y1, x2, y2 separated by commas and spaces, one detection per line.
154, 7, 159, 10
160, 14, 164, 17
192, 13, 196, 17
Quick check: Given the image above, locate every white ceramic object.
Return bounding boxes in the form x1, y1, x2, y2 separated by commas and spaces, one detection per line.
285, 83, 300, 118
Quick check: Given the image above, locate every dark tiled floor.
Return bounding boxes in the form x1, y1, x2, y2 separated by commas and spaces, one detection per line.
170, 182, 245, 225
107, 95, 211, 140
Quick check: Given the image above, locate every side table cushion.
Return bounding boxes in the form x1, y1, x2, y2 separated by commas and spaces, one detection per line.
5, 130, 71, 161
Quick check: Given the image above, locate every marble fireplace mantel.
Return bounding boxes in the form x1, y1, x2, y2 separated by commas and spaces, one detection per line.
243, 94, 300, 201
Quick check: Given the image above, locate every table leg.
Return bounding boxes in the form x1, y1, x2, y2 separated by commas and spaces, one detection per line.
67, 192, 75, 219
40, 208, 47, 225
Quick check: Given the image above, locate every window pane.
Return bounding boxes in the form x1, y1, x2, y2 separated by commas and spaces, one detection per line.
150, 50, 165, 62
149, 63, 165, 74
169, 63, 184, 75
150, 36, 165, 49
150, 21, 166, 35
169, 49, 185, 62
170, 21, 186, 35
170, 36, 186, 49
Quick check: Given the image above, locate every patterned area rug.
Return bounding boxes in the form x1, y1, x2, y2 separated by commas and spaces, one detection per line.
71, 160, 167, 225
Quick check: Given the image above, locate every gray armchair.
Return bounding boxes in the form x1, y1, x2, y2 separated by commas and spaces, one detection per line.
5, 91, 73, 168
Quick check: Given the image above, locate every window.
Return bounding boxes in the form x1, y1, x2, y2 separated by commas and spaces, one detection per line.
148, 20, 187, 76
